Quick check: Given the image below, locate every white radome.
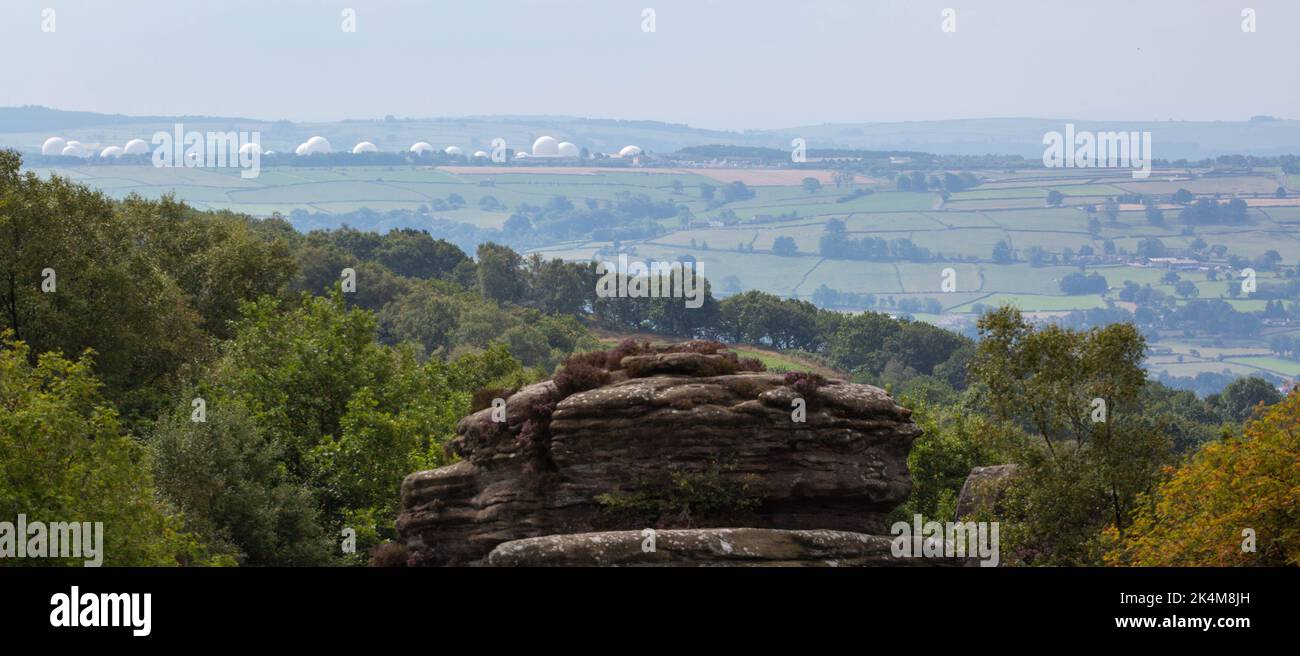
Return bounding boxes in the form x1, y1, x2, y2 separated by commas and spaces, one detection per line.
124, 138, 150, 155
41, 137, 67, 156
409, 141, 435, 155
472, 151, 489, 159
444, 146, 463, 156
557, 141, 580, 158
618, 145, 642, 158
99, 146, 125, 158
352, 141, 378, 154
294, 143, 309, 155
515, 152, 530, 160
531, 136, 559, 157
239, 143, 263, 157
299, 136, 332, 155
60, 142, 85, 157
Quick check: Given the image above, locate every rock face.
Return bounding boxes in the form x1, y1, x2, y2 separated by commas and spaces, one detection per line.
954, 464, 1018, 520
487, 528, 973, 567
395, 341, 921, 566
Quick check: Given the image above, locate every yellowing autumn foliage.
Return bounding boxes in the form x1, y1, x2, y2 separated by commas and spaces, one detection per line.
1105, 391, 1300, 566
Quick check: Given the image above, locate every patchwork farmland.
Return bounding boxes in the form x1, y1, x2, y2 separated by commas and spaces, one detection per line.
29, 161, 1300, 384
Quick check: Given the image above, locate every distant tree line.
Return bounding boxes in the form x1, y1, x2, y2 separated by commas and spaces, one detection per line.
818, 219, 932, 261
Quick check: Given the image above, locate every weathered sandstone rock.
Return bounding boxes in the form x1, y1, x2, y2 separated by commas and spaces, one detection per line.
954, 464, 1018, 520
396, 342, 921, 566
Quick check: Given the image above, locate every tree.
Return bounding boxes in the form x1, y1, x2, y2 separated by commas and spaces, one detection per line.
1205, 376, 1283, 423
1, 151, 231, 420
1046, 190, 1065, 206
1059, 272, 1108, 295
801, 177, 822, 194
720, 181, 755, 203
476, 242, 526, 303
0, 334, 215, 566
772, 236, 798, 256
377, 282, 461, 356
1144, 204, 1164, 225
1269, 334, 1293, 357
889, 391, 1012, 524
525, 255, 594, 316
991, 240, 1014, 264
1105, 390, 1300, 566
909, 172, 928, 191
699, 183, 716, 200
372, 229, 468, 280
209, 293, 529, 559
970, 306, 1170, 564
1173, 188, 1195, 204
1103, 197, 1120, 223
149, 398, 332, 566
1088, 217, 1102, 237
1174, 280, 1199, 299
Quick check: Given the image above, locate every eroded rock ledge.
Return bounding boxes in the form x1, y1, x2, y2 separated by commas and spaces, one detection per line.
488, 528, 974, 567
395, 340, 922, 566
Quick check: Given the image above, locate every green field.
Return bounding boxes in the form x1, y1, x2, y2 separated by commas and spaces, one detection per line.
1227, 356, 1300, 377
29, 161, 1300, 384
728, 348, 830, 375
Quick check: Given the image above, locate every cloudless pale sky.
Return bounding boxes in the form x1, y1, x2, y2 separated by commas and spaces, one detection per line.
2, 0, 1296, 129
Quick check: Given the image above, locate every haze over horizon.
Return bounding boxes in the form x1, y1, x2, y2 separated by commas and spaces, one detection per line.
3, 0, 1297, 131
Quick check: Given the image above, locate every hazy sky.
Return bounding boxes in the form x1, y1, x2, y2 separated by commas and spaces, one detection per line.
2, 0, 1297, 130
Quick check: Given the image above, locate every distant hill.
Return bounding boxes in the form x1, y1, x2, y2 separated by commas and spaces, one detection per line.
3, 106, 1300, 159
0, 105, 259, 133
773, 117, 1300, 159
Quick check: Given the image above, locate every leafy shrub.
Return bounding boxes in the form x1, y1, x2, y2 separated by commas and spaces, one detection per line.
0, 336, 219, 566
1104, 390, 1300, 566
563, 349, 613, 371
667, 340, 728, 355
783, 371, 826, 395
149, 397, 333, 566
554, 362, 611, 396
736, 357, 767, 372
606, 338, 652, 370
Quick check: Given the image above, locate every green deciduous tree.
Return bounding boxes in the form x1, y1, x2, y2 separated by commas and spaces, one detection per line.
1105, 390, 1300, 566
969, 306, 1172, 564
148, 398, 331, 566
207, 293, 530, 559
476, 242, 526, 304
0, 334, 215, 566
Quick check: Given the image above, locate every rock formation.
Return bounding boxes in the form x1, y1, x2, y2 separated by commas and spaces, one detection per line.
395, 339, 963, 566
954, 464, 1018, 520
487, 528, 969, 567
